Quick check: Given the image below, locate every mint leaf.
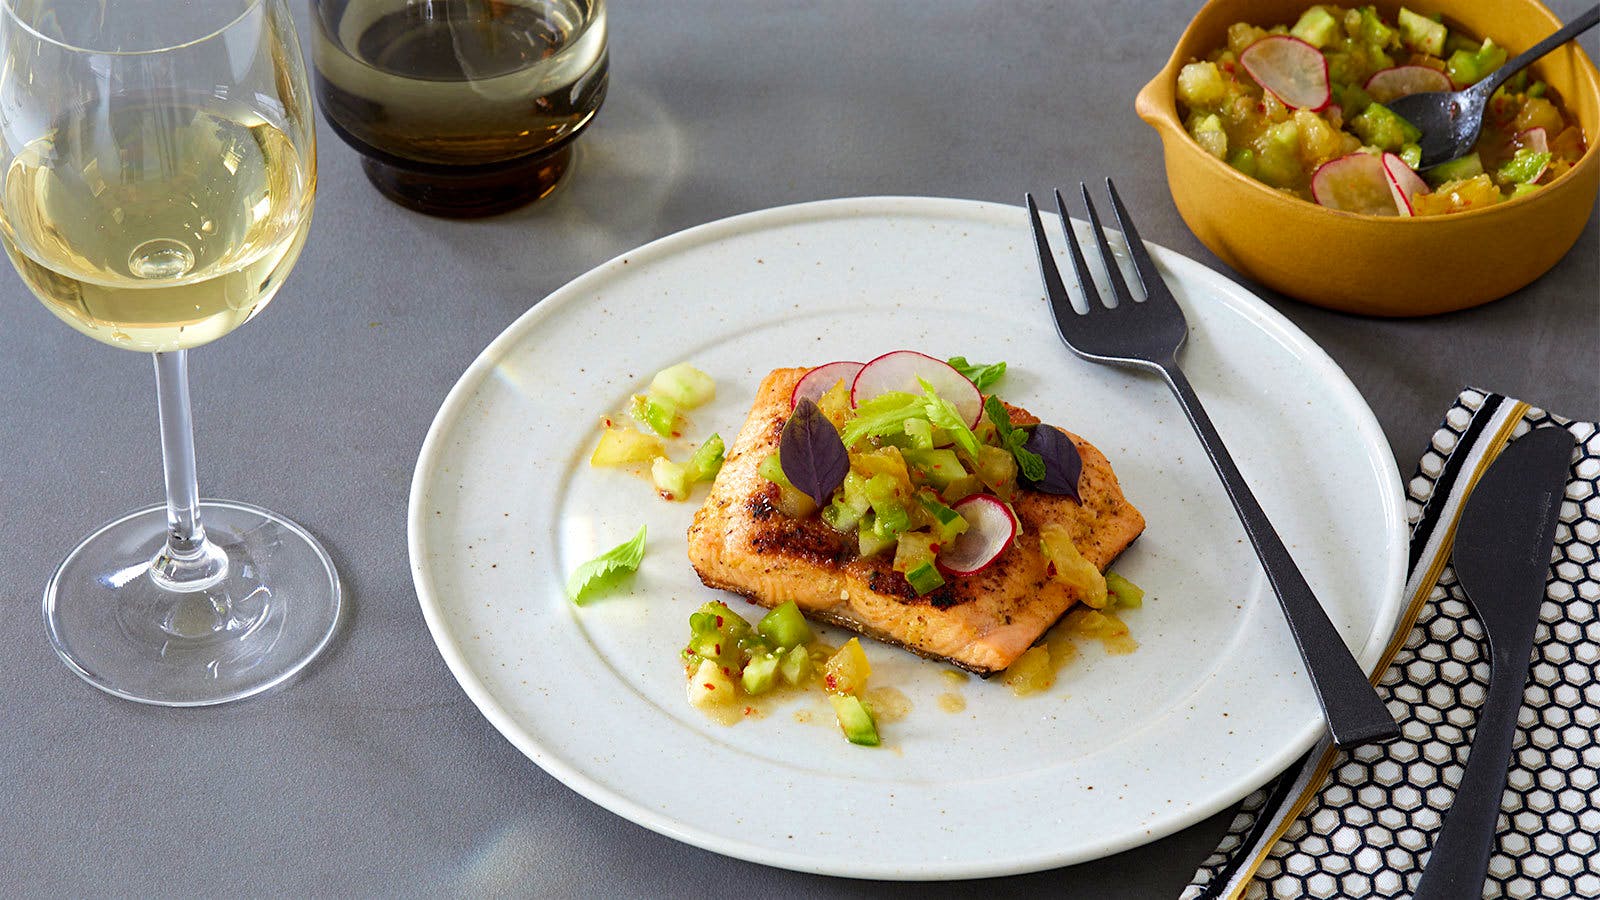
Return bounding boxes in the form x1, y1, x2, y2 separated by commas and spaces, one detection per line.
984, 395, 1045, 482
947, 356, 1007, 391
780, 398, 850, 505
567, 525, 648, 604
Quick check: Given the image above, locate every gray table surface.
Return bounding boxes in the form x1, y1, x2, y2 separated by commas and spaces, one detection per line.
2, 1, 1596, 896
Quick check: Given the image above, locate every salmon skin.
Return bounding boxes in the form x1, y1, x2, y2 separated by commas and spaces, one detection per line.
687, 367, 1145, 675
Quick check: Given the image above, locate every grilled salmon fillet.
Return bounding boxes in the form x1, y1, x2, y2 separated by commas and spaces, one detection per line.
687, 367, 1145, 675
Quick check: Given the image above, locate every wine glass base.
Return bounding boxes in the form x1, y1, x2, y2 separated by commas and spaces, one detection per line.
43, 500, 342, 707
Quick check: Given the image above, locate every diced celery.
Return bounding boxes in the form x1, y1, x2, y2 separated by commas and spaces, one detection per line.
1397, 7, 1445, 56
590, 428, 664, 466
916, 493, 968, 543
1497, 149, 1551, 185
757, 601, 813, 650
629, 394, 679, 437
902, 448, 966, 488
650, 457, 692, 501
829, 694, 880, 746
1106, 572, 1145, 609
741, 653, 780, 695
687, 658, 737, 707
905, 562, 945, 596
687, 434, 724, 482
1290, 7, 1338, 48
857, 514, 897, 557
780, 644, 813, 686
903, 417, 934, 450
758, 452, 791, 487
1351, 103, 1420, 151
649, 362, 715, 408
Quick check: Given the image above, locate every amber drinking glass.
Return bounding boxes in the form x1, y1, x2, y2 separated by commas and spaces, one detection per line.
311, 0, 609, 217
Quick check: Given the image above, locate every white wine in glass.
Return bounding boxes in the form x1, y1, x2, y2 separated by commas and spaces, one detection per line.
0, 0, 341, 705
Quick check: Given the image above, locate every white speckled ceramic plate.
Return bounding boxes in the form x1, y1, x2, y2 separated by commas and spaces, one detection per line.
408, 197, 1407, 880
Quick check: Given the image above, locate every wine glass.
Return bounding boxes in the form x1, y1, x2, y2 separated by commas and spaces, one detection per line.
0, 0, 341, 705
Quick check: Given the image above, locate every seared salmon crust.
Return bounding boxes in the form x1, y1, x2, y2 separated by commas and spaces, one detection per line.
687, 368, 1145, 675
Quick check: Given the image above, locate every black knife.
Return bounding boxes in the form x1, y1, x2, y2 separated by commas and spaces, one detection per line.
1412, 426, 1576, 900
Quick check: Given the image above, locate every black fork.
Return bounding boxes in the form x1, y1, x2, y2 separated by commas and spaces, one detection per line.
1026, 181, 1399, 750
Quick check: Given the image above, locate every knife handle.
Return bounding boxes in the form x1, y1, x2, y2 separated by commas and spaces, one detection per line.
1412, 646, 1531, 900
1159, 362, 1399, 749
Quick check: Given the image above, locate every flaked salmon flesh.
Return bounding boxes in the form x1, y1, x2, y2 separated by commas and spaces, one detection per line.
687, 368, 1145, 675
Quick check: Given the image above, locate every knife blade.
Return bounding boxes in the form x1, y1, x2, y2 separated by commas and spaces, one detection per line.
1412, 425, 1575, 900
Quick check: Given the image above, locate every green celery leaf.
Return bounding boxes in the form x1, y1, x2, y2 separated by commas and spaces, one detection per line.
567, 525, 648, 604
919, 378, 981, 457
840, 391, 926, 447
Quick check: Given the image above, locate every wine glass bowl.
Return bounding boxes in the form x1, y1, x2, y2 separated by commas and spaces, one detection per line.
0, 0, 341, 706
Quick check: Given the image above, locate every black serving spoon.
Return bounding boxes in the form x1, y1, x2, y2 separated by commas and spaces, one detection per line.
1390, 5, 1600, 169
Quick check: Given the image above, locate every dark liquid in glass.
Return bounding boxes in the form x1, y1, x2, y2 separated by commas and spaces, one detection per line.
312, 0, 607, 217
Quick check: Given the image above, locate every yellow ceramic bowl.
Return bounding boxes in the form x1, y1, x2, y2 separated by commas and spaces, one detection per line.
1136, 0, 1600, 316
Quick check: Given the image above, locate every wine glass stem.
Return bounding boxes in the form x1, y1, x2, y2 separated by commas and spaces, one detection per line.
149, 350, 228, 592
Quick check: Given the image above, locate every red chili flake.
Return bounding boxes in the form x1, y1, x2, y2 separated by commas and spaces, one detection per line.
703, 683, 716, 691
1256, 102, 1266, 114
603, 417, 613, 427
715, 615, 724, 628
743, 706, 756, 716
721, 666, 731, 676
714, 643, 722, 655
1047, 561, 1058, 578
671, 431, 682, 438
824, 674, 838, 690
930, 543, 941, 553
1221, 61, 1235, 74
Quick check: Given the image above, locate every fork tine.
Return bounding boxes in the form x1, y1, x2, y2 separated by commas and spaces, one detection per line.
1025, 192, 1080, 321
1077, 182, 1136, 307
1104, 178, 1171, 304
1052, 188, 1102, 312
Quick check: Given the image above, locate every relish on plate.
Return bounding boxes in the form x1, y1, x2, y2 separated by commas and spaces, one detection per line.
1175, 5, 1587, 216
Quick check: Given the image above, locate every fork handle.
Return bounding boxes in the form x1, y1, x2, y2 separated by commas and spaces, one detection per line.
1159, 361, 1399, 749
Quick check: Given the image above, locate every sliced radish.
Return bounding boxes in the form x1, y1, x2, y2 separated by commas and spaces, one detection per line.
1363, 65, 1452, 104
1517, 127, 1550, 155
850, 350, 982, 427
1240, 35, 1331, 111
937, 495, 1016, 576
1311, 153, 1399, 215
1381, 153, 1430, 216
790, 361, 864, 409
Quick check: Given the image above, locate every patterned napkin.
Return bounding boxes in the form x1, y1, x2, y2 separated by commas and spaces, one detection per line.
1183, 389, 1600, 900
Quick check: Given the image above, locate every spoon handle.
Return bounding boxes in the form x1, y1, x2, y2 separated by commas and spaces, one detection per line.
1477, 4, 1600, 97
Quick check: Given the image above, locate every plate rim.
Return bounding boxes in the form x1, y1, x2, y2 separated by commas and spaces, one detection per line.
407, 195, 1408, 880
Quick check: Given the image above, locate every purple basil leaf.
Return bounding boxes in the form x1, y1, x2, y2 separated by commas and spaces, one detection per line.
1021, 424, 1082, 501
780, 398, 849, 506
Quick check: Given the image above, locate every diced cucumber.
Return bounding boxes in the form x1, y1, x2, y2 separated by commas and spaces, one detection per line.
1397, 7, 1446, 56
872, 503, 911, 538
893, 531, 939, 575
823, 472, 872, 532
1447, 39, 1506, 87
1400, 144, 1423, 170
1227, 148, 1258, 178
780, 644, 813, 686
757, 601, 813, 650
822, 498, 865, 532
1357, 7, 1394, 48
905, 561, 945, 595
829, 695, 880, 746
939, 474, 983, 504
590, 428, 664, 466
758, 452, 791, 488
1290, 7, 1339, 48
760, 452, 818, 517
1528, 81, 1547, 99
916, 493, 968, 543
1333, 83, 1372, 119
651, 457, 692, 501
1351, 103, 1421, 152
902, 448, 966, 489
1427, 152, 1484, 184
741, 653, 780, 695
687, 658, 737, 707
629, 394, 679, 438
649, 362, 715, 408
1106, 572, 1145, 609
687, 434, 724, 482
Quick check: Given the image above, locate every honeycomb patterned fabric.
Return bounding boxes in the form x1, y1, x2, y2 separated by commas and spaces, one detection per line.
1183, 389, 1600, 900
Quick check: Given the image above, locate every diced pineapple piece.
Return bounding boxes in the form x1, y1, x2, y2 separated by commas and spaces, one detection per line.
822, 638, 872, 696
1192, 113, 1229, 160
1002, 646, 1055, 696
686, 658, 737, 707
590, 428, 664, 466
1039, 522, 1108, 608
1177, 61, 1229, 109
1411, 174, 1502, 216
1514, 97, 1566, 136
